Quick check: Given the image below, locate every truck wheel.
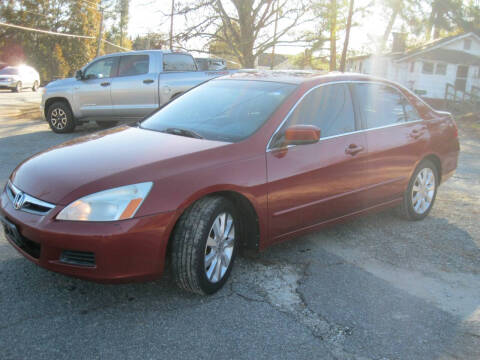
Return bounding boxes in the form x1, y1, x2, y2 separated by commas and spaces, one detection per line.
96, 121, 118, 129
171, 196, 239, 295
399, 159, 438, 221
32, 81, 39, 92
13, 81, 22, 92
47, 101, 76, 133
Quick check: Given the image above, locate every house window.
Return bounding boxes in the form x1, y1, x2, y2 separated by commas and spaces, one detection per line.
464, 39, 472, 50
422, 62, 434, 74
435, 63, 447, 75
410, 62, 415, 72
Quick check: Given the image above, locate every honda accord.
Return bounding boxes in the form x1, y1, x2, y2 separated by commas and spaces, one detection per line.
0, 72, 459, 294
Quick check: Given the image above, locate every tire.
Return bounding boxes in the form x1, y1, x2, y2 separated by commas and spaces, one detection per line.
171, 196, 240, 295
13, 81, 22, 92
47, 101, 76, 133
96, 120, 118, 129
399, 159, 439, 221
32, 81, 39, 92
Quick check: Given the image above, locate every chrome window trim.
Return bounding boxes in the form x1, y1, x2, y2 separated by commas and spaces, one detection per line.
6, 181, 55, 215
266, 80, 424, 152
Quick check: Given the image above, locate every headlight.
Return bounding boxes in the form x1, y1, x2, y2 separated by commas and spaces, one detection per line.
7, 78, 13, 82
57, 182, 153, 221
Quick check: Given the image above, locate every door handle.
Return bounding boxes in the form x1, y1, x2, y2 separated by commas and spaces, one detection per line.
345, 143, 364, 156
100, 82, 110, 87
409, 129, 425, 139
143, 79, 154, 84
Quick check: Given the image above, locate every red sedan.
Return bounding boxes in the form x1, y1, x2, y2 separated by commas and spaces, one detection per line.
0, 72, 459, 295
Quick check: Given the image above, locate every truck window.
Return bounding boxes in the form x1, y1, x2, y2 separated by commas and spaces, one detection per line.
163, 54, 197, 72
118, 55, 149, 76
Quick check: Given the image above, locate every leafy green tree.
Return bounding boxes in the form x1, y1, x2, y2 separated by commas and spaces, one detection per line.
0, 0, 103, 81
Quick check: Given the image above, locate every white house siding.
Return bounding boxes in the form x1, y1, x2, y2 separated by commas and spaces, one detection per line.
347, 33, 480, 99
404, 61, 457, 98
443, 36, 480, 55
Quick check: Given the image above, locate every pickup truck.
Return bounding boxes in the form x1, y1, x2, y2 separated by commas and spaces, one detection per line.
41, 50, 234, 133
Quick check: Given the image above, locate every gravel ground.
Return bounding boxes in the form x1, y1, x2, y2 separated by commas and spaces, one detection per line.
0, 91, 479, 359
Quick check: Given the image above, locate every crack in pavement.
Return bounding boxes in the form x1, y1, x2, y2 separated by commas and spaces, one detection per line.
231, 259, 372, 360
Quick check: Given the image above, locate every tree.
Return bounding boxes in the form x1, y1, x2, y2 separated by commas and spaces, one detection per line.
132, 33, 167, 50
329, 0, 337, 71
176, 0, 311, 68
0, 0, 104, 81
116, 0, 130, 47
339, 0, 354, 72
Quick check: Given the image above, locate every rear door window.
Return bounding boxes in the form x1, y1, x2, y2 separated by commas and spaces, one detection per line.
118, 55, 149, 76
353, 83, 408, 128
163, 54, 197, 72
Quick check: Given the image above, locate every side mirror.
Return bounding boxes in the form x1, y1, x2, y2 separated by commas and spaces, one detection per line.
284, 125, 321, 146
75, 70, 83, 80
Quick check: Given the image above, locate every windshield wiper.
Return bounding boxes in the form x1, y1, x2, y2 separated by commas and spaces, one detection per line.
163, 127, 204, 139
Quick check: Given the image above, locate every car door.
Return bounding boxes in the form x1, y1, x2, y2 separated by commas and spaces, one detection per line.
351, 82, 429, 206
266, 83, 370, 243
110, 54, 158, 119
74, 56, 118, 118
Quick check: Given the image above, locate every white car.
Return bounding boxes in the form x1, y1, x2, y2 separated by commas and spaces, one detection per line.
0, 65, 40, 92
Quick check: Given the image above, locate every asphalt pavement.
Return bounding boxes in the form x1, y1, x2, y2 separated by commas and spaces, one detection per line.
0, 90, 479, 359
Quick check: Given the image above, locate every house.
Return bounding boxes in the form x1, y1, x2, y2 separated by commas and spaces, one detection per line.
347, 32, 480, 101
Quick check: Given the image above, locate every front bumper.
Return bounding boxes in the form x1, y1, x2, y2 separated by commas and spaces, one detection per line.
0, 189, 176, 283
0, 81, 15, 89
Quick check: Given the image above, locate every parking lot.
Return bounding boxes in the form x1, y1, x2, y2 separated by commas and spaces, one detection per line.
0, 90, 479, 359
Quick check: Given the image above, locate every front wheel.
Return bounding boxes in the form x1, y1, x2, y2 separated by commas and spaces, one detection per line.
400, 159, 438, 221
13, 81, 22, 92
47, 101, 76, 133
171, 196, 239, 295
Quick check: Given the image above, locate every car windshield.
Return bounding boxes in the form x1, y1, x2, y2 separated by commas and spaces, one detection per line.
0, 68, 19, 75
140, 80, 297, 142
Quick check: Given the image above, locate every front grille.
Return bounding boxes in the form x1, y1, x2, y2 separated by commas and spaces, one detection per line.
60, 250, 96, 267
6, 181, 55, 215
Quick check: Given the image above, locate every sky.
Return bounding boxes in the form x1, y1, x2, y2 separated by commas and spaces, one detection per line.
127, 0, 391, 57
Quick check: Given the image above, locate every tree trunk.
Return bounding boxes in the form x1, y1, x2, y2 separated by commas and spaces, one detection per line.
426, 3, 437, 41
380, 5, 399, 52
329, 0, 337, 71
340, 0, 354, 72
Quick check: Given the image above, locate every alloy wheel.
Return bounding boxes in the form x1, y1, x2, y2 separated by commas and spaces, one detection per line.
411, 167, 435, 215
50, 108, 68, 130
204, 212, 235, 283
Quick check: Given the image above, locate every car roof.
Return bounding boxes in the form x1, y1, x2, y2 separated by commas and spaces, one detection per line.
216, 70, 401, 88
93, 49, 190, 61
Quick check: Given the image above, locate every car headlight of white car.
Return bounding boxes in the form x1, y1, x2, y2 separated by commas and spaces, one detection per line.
57, 182, 153, 221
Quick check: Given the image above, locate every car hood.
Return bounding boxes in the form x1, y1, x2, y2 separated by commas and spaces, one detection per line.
11, 126, 230, 205
45, 77, 76, 88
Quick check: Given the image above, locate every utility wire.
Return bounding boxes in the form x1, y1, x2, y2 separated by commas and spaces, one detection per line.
0, 21, 95, 39
0, 21, 130, 50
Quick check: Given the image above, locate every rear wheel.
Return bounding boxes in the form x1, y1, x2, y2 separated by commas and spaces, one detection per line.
96, 120, 118, 129
171, 196, 239, 295
400, 159, 438, 221
32, 81, 39, 92
47, 101, 75, 133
